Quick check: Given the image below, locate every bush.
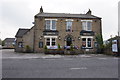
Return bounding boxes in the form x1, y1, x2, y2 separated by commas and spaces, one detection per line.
25, 45, 31, 53
70, 44, 74, 51
58, 44, 61, 50
44, 45, 48, 51
44, 45, 49, 54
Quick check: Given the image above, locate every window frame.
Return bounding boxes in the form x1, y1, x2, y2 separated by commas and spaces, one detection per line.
44, 36, 58, 47
66, 19, 73, 32
81, 36, 93, 48
45, 19, 57, 30
81, 20, 92, 31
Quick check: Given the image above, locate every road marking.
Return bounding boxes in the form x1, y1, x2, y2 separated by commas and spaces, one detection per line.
98, 58, 107, 60
70, 67, 87, 70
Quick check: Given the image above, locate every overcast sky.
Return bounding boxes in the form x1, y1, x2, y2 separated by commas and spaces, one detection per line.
0, 0, 119, 40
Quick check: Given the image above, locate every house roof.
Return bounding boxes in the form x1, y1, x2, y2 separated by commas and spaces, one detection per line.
4, 38, 15, 42
15, 28, 30, 38
35, 12, 101, 19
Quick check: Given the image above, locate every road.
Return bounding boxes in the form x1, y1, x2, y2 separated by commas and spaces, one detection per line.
2, 49, 119, 79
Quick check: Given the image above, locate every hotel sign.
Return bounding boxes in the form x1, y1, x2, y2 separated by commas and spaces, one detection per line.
43, 31, 59, 35
112, 40, 118, 52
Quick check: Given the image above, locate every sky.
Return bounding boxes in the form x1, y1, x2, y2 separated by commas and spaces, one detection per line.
0, 0, 119, 40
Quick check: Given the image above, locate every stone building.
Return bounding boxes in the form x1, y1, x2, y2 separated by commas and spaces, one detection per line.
15, 7, 102, 53
3, 38, 15, 49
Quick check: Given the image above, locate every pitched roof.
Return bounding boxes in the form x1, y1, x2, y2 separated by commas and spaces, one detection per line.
35, 12, 101, 19
4, 38, 15, 42
15, 28, 30, 38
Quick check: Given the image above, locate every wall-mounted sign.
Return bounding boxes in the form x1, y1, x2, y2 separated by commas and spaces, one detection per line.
39, 42, 43, 48
47, 46, 58, 49
112, 40, 118, 52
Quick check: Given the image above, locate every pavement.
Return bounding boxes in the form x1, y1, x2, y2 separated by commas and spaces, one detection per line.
1, 49, 113, 59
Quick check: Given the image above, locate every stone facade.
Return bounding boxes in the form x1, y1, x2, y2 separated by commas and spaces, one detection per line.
3, 38, 15, 49
15, 7, 102, 53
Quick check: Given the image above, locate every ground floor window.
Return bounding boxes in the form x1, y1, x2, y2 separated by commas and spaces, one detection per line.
18, 42, 23, 48
82, 38, 92, 48
45, 37, 56, 47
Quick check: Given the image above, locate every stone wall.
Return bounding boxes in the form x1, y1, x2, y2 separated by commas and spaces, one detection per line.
33, 17, 102, 53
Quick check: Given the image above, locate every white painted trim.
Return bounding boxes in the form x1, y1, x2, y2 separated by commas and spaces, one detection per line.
44, 37, 57, 47
66, 19, 74, 21
81, 36, 93, 48
44, 36, 58, 38
81, 21, 92, 31
81, 20, 93, 22
45, 19, 57, 30
45, 19, 58, 21
81, 36, 93, 38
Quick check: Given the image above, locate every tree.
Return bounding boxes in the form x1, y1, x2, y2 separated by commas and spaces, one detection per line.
2, 40, 5, 46
0, 39, 2, 45
95, 34, 104, 53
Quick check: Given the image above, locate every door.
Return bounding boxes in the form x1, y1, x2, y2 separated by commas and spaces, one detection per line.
66, 37, 72, 46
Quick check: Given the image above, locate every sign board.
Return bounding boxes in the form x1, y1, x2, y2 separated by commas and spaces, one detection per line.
112, 40, 118, 52
47, 46, 58, 49
39, 42, 43, 48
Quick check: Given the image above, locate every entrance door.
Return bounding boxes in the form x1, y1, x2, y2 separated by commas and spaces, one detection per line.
66, 37, 72, 46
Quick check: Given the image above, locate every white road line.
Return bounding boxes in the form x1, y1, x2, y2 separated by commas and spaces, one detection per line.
70, 67, 87, 70
98, 58, 107, 60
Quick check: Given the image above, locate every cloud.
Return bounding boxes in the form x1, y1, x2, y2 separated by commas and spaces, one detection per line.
0, 0, 119, 40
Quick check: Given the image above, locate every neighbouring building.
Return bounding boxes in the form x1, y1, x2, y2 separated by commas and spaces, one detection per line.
15, 7, 102, 53
3, 38, 15, 49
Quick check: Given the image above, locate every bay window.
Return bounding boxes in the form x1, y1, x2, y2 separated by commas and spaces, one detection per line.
46, 38, 50, 46
82, 38, 92, 48
44, 36, 57, 47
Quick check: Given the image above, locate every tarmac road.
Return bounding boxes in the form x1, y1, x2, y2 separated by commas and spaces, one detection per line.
1, 49, 119, 79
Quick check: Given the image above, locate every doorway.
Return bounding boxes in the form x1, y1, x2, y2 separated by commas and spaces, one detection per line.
66, 37, 72, 46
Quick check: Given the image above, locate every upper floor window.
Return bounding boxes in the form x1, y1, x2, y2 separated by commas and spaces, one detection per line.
45, 19, 57, 30
66, 19, 73, 32
81, 20, 92, 31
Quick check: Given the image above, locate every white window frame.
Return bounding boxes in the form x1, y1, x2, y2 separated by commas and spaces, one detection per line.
66, 19, 73, 31
44, 36, 58, 47
81, 36, 93, 48
66, 19, 74, 21
45, 19, 57, 30
81, 20, 92, 31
